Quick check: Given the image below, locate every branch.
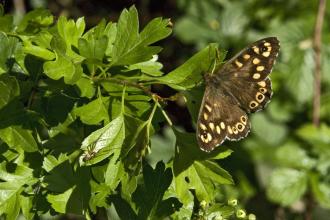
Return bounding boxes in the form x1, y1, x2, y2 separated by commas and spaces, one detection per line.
307, 2, 327, 220
94, 77, 180, 103
312, 0, 326, 127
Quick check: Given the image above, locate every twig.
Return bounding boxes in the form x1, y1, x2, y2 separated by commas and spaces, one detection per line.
307, 1, 326, 219
94, 77, 179, 103
312, 0, 326, 127
13, 0, 26, 16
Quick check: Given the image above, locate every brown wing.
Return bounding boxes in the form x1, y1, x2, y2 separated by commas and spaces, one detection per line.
218, 37, 279, 112
196, 85, 251, 152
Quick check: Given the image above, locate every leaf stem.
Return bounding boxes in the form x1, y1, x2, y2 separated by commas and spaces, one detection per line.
121, 85, 126, 114
154, 99, 173, 126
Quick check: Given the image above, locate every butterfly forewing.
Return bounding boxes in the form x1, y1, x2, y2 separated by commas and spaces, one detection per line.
197, 37, 280, 152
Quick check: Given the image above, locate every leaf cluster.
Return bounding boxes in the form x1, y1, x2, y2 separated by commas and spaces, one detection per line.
0, 5, 238, 219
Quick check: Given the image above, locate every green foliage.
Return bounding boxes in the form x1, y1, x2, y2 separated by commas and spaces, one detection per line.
0, 5, 234, 219
1, 1, 330, 219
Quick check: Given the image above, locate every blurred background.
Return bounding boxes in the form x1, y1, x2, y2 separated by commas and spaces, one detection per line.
5, 0, 330, 219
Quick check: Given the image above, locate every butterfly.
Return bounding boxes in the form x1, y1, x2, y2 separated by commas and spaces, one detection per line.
196, 37, 280, 152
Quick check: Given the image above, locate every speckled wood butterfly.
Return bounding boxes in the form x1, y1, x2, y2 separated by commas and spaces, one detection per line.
197, 37, 280, 152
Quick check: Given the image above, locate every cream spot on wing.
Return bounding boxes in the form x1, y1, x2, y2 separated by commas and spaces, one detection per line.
203, 113, 208, 120
262, 51, 270, 57
258, 81, 266, 87
200, 134, 206, 142
249, 101, 259, 109
243, 54, 250, 59
256, 92, 265, 103
216, 125, 221, 134
264, 42, 271, 46
235, 60, 243, 68
205, 104, 212, 112
236, 122, 245, 132
259, 87, 267, 93
200, 123, 207, 130
253, 73, 261, 79
257, 66, 265, 71
227, 126, 233, 134
207, 133, 212, 142
209, 122, 215, 131
253, 46, 260, 54
240, 116, 247, 125
213, 103, 218, 107
201, 133, 209, 143
220, 122, 225, 129
232, 126, 238, 134
253, 58, 260, 64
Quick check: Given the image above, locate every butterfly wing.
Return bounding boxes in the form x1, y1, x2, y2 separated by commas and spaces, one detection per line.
196, 37, 280, 151
218, 37, 280, 112
196, 85, 251, 152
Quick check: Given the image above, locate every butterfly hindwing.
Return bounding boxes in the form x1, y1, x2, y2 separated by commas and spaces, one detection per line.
196, 37, 280, 152
196, 86, 251, 152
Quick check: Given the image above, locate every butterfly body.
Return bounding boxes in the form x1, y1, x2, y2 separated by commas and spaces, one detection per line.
197, 37, 280, 152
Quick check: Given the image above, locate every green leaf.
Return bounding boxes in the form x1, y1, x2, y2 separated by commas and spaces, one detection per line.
155, 43, 220, 90
275, 142, 316, 170
43, 52, 82, 84
74, 96, 109, 125
286, 48, 314, 103
0, 189, 20, 220
127, 55, 164, 76
75, 76, 96, 98
173, 129, 233, 169
310, 173, 330, 209
79, 115, 125, 166
44, 161, 75, 192
42, 154, 69, 172
48, 112, 77, 138
47, 187, 75, 213
104, 157, 124, 189
173, 131, 233, 204
147, 126, 176, 168
44, 162, 91, 214
0, 33, 21, 74
0, 126, 38, 152
296, 123, 330, 146
78, 35, 108, 61
22, 29, 55, 60
23, 43, 55, 60
123, 119, 153, 173
17, 8, 54, 33
0, 14, 14, 32
0, 162, 36, 219
0, 162, 35, 184
174, 159, 233, 204
251, 113, 288, 146
57, 16, 85, 50
111, 6, 171, 66
267, 168, 307, 206
89, 182, 112, 213
107, 194, 138, 220
0, 75, 20, 110
20, 195, 34, 220
133, 162, 172, 219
